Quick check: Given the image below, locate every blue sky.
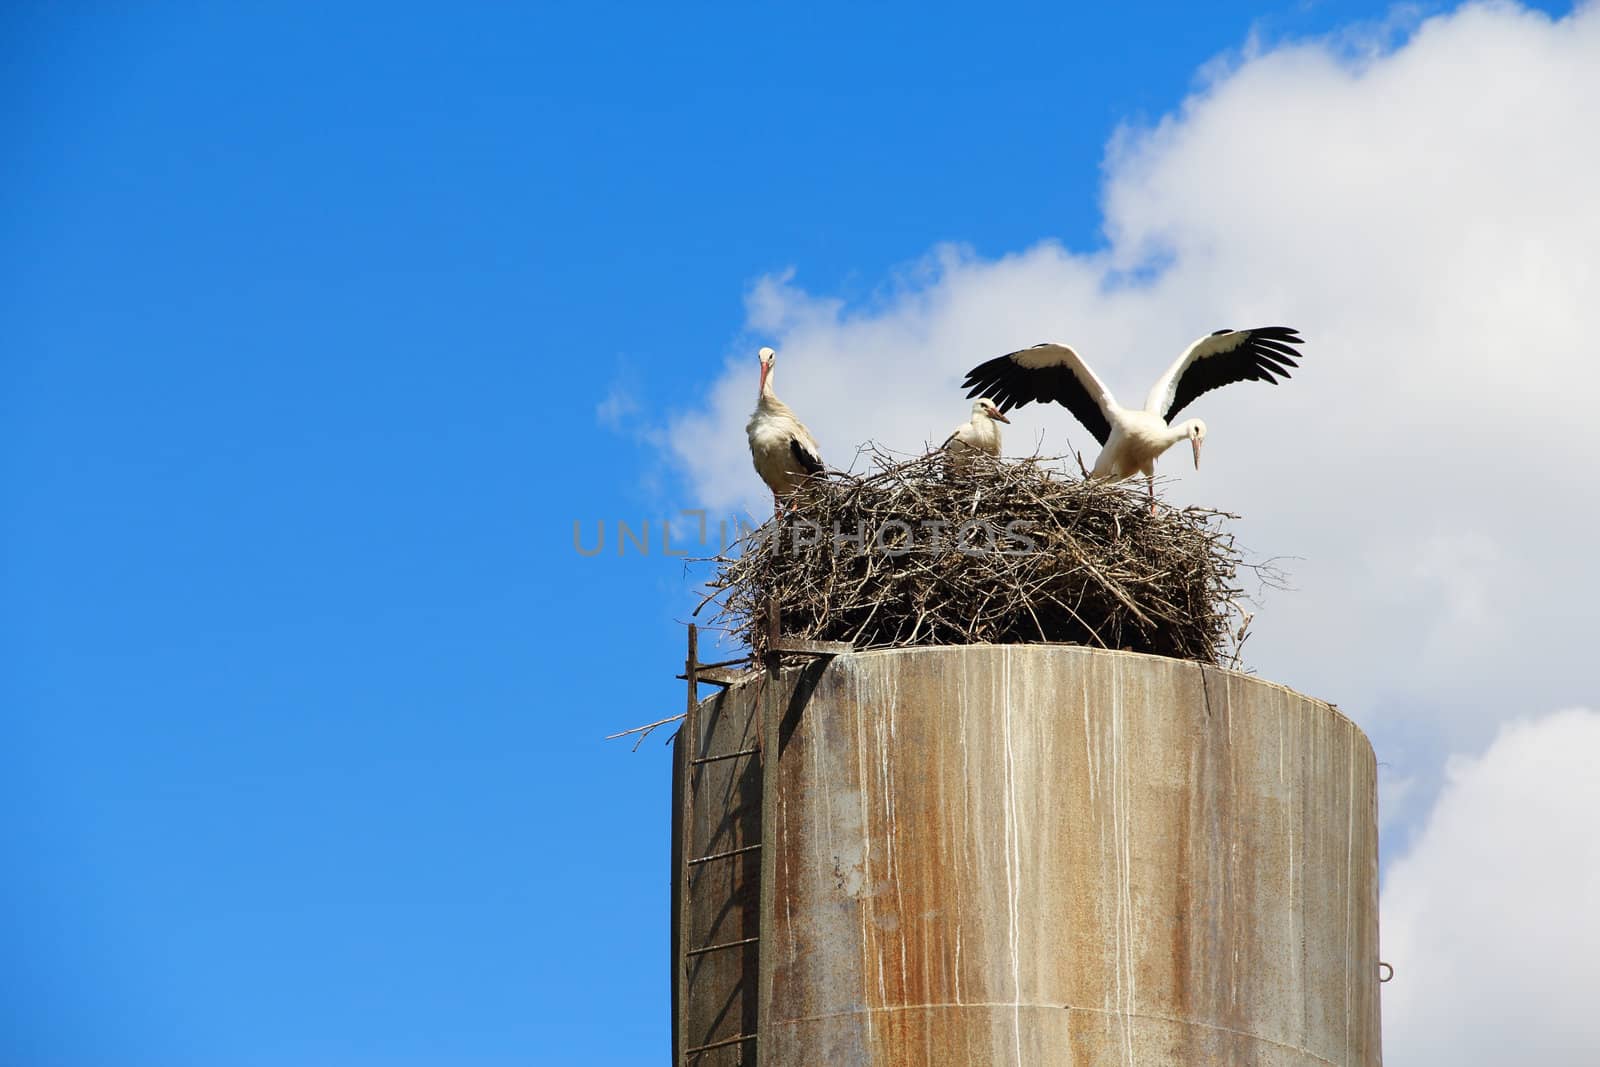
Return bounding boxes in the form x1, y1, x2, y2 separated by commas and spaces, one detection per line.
4, 2, 1588, 1065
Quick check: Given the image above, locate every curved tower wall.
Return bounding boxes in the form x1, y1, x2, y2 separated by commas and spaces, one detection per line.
674, 645, 1381, 1066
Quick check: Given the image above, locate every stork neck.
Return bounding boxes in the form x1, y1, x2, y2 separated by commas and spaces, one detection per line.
756, 384, 794, 419
1160, 419, 1200, 451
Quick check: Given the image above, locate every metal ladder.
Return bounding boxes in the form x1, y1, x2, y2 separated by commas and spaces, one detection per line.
677, 620, 761, 1062
674, 610, 851, 1064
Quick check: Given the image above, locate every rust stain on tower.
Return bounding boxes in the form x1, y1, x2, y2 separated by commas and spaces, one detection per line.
672, 645, 1381, 1066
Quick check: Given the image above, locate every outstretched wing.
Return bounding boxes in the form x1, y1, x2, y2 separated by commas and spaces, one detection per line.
789, 435, 824, 475
1145, 326, 1305, 422
960, 343, 1115, 446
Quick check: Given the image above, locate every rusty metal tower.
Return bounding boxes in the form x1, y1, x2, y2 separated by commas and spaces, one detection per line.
671, 637, 1381, 1065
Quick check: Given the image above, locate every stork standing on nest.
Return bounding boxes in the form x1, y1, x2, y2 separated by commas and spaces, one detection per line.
961, 327, 1305, 513
940, 397, 1009, 470
746, 346, 825, 511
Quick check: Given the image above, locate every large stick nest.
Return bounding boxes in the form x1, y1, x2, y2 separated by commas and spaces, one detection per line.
699, 447, 1258, 665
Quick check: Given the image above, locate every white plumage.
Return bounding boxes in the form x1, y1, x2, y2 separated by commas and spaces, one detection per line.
745, 346, 824, 509
961, 327, 1305, 511
941, 397, 1009, 470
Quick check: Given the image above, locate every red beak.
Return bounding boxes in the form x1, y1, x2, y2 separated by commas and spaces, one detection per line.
992, 409, 1011, 424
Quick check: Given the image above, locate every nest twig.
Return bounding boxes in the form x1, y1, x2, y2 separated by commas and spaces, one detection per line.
697, 445, 1261, 665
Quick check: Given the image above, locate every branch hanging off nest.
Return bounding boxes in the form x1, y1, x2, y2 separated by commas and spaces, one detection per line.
697, 446, 1259, 666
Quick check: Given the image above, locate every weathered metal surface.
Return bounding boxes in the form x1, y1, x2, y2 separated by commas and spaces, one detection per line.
773, 638, 856, 655
762, 645, 1380, 1066
672, 645, 1381, 1066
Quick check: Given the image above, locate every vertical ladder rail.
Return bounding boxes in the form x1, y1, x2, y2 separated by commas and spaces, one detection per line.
755, 603, 781, 1066
675, 624, 698, 1064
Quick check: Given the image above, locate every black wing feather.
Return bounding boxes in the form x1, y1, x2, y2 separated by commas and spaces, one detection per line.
961, 346, 1112, 446
790, 437, 824, 475
1163, 326, 1305, 423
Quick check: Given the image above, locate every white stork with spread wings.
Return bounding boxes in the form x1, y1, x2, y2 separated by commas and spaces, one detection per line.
746, 346, 825, 511
961, 327, 1305, 511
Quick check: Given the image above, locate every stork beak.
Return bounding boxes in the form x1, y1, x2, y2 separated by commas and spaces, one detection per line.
992, 410, 1011, 424
1191, 436, 1202, 470
758, 362, 770, 394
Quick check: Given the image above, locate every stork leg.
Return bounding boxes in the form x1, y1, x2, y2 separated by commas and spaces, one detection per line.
1147, 472, 1157, 517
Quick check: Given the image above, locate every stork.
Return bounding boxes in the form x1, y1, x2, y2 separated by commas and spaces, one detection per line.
746, 346, 825, 511
961, 327, 1305, 512
940, 397, 1009, 470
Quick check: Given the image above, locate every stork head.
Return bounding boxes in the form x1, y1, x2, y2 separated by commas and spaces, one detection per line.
974, 397, 1010, 424
757, 346, 776, 395
1186, 419, 1207, 469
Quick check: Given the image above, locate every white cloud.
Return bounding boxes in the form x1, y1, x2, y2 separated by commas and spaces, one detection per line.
1380, 707, 1600, 1065
664, 1, 1600, 744
596, 373, 642, 432
596, 387, 638, 431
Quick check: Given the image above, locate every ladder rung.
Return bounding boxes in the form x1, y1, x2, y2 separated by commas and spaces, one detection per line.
687, 843, 760, 866
691, 747, 759, 766
686, 935, 759, 958
686, 1032, 757, 1056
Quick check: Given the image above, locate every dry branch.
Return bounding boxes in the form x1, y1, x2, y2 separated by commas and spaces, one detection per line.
697, 447, 1257, 666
